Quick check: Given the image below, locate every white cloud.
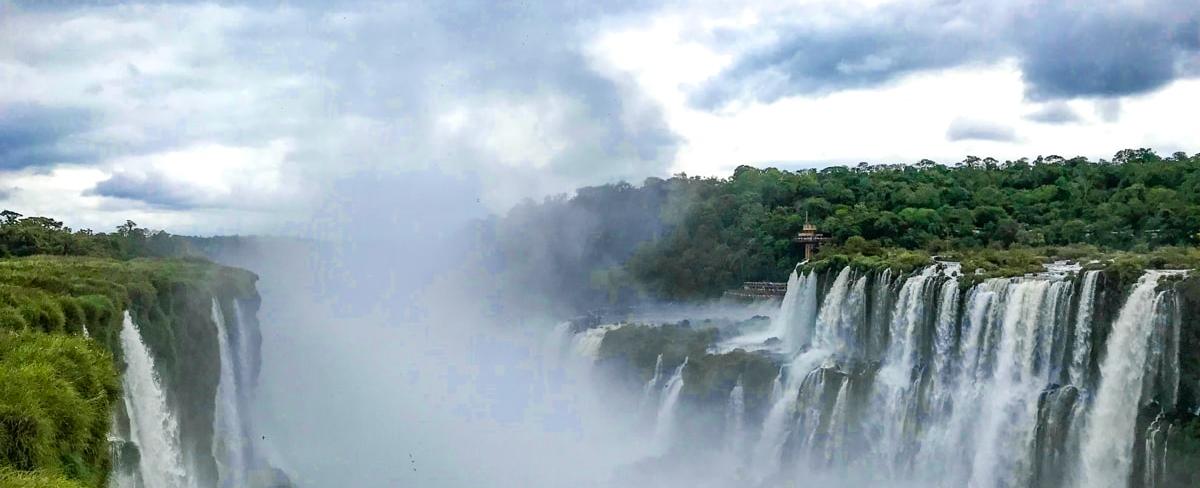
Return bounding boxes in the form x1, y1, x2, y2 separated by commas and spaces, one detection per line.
586, 4, 1200, 174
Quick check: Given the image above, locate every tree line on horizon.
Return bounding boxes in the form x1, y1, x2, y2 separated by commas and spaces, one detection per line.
6, 148, 1200, 304
481, 148, 1200, 302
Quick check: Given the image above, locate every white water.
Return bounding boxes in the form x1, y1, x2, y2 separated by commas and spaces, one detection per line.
1077, 271, 1172, 488
723, 270, 819, 354
118, 312, 189, 488
211, 298, 248, 488
573, 325, 617, 359
814, 267, 854, 352
641, 353, 664, 413
550, 264, 1191, 487
1068, 270, 1100, 387
653, 357, 688, 452
724, 378, 746, 457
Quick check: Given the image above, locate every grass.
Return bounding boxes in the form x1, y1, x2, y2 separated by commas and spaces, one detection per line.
0, 468, 86, 488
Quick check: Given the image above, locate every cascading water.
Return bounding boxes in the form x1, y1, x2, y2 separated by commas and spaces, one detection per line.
653, 357, 688, 452
724, 377, 746, 457
641, 353, 664, 413
1078, 271, 1177, 488
551, 263, 1194, 487
1068, 270, 1100, 387
211, 299, 248, 488
118, 312, 189, 488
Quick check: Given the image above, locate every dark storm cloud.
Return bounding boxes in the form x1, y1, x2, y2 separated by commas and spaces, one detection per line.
0, 103, 96, 169
88, 170, 202, 209
1025, 102, 1080, 124
694, 1, 1200, 108
1014, 5, 1199, 100
692, 5, 991, 108
946, 118, 1016, 142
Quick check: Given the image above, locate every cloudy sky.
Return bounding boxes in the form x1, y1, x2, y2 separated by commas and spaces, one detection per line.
1, 0, 1198, 234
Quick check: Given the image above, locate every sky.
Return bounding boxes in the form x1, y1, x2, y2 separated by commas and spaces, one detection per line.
0, 0, 1198, 234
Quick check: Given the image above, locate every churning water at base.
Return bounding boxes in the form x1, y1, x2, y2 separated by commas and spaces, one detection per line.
118, 312, 189, 488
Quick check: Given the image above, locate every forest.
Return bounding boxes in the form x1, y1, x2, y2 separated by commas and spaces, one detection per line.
479, 149, 1200, 303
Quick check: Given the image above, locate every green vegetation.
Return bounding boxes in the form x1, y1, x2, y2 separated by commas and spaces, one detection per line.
627, 150, 1200, 299
0, 222, 258, 486
596, 322, 778, 416
0, 211, 194, 260
0, 334, 116, 487
1167, 416, 1200, 487
482, 148, 1200, 301
0, 468, 86, 488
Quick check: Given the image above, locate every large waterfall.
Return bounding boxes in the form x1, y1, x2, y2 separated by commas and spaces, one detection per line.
212, 298, 249, 487
557, 263, 1193, 487
117, 312, 190, 488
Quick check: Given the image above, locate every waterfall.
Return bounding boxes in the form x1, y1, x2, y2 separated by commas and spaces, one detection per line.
118, 312, 189, 488
1077, 271, 1174, 488
770, 270, 802, 348
653, 357, 688, 451
211, 299, 248, 488
867, 265, 940, 477
813, 267, 854, 353
1143, 414, 1171, 488
572, 324, 616, 360
640, 353, 664, 413
724, 378, 746, 457
792, 271, 820, 354
823, 376, 852, 468
551, 262, 1196, 487
967, 278, 1073, 488
1068, 270, 1099, 387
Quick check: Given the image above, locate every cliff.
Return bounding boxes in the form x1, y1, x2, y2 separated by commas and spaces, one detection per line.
0, 256, 267, 487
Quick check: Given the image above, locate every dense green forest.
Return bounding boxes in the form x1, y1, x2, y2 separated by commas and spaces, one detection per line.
481, 149, 1200, 303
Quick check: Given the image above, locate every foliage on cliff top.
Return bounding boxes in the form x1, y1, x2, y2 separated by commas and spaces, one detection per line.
0, 256, 257, 346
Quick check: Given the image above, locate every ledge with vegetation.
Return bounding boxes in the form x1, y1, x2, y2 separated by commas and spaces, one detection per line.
0, 213, 259, 487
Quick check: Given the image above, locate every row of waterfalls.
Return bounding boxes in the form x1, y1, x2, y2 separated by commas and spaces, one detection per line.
560, 263, 1194, 488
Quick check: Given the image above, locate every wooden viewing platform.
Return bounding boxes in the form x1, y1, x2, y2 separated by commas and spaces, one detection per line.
793, 218, 831, 260
723, 281, 788, 300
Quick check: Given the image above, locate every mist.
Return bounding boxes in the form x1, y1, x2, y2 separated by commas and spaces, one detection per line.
204, 171, 729, 487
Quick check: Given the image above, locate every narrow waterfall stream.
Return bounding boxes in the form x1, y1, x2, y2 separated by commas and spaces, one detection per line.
117, 312, 190, 488
211, 299, 248, 488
